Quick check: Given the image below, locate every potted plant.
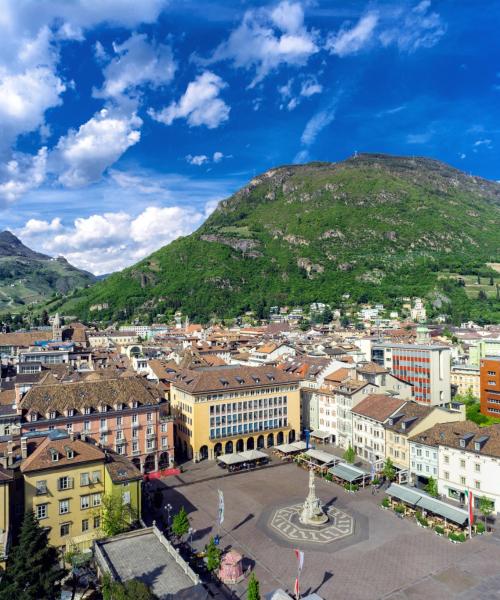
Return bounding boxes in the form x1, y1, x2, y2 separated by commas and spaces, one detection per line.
394, 503, 406, 516
475, 521, 486, 535
381, 497, 390, 509
416, 511, 429, 528
434, 525, 445, 537
448, 531, 466, 543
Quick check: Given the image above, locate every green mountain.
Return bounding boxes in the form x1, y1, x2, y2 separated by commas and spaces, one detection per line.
0, 231, 95, 312
61, 154, 500, 324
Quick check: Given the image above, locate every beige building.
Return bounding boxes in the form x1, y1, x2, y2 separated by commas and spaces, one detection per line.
385, 402, 466, 478
170, 366, 301, 461
450, 364, 480, 398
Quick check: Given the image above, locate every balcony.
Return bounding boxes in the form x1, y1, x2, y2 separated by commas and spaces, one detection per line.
99, 425, 109, 434
115, 438, 126, 445
132, 449, 141, 456
132, 421, 140, 428
146, 432, 157, 440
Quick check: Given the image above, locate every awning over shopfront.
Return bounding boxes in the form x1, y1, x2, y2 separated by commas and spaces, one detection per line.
310, 430, 331, 440
304, 448, 338, 465
386, 483, 469, 525
328, 462, 369, 483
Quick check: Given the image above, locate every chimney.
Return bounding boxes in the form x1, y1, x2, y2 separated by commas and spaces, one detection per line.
7, 441, 13, 467
21, 436, 28, 460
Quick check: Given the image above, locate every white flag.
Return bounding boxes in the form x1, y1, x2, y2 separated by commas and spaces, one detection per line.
218, 489, 224, 525
294, 548, 304, 571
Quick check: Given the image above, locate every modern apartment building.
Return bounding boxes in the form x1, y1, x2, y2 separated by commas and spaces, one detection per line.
480, 356, 500, 418
451, 364, 480, 398
169, 366, 301, 461
372, 341, 451, 405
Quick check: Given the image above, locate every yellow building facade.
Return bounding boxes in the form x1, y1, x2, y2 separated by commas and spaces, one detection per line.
21, 436, 145, 554
0, 471, 12, 569
170, 366, 301, 461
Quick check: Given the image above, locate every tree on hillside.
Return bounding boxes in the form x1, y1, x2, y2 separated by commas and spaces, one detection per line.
100, 493, 133, 537
247, 572, 261, 600
205, 537, 222, 573
41, 309, 49, 326
425, 476, 438, 498
171, 506, 190, 539
343, 444, 356, 464
0, 511, 66, 600
382, 458, 396, 482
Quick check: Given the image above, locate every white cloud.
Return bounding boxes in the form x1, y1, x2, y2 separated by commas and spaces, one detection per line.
406, 131, 432, 144
149, 71, 230, 129
473, 139, 492, 147
379, 1, 446, 52
300, 79, 322, 97
294, 95, 341, 163
213, 151, 224, 163
21, 217, 62, 235
186, 154, 209, 166
0, 148, 48, 203
56, 109, 142, 187
326, 12, 379, 57
326, 2, 445, 57
204, 1, 318, 87
301, 105, 337, 146
95, 33, 176, 100
22, 204, 208, 274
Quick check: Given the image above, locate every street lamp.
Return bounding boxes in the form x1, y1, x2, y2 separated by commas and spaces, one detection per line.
165, 503, 172, 528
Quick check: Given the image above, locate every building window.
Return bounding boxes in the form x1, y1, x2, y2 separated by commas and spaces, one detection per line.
83, 420, 91, 431
36, 504, 48, 519
91, 470, 101, 483
59, 499, 70, 515
35, 480, 47, 495
161, 437, 167, 448
132, 414, 138, 424
93, 516, 101, 529
444, 455, 449, 464
82, 519, 89, 532
475, 480, 481, 490
475, 463, 481, 473
81, 495, 90, 510
80, 472, 90, 486
58, 476, 73, 491
132, 441, 139, 452
147, 412, 153, 422
92, 493, 102, 507
60, 523, 70, 537
161, 422, 167, 432
444, 471, 449, 480
460, 459, 466, 469
460, 476, 466, 486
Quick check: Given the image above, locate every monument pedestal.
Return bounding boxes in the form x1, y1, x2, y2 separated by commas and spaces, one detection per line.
299, 468, 328, 526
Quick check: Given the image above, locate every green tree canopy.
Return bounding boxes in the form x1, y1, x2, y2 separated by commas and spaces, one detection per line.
100, 493, 133, 537
205, 537, 222, 573
102, 574, 158, 600
343, 444, 356, 464
478, 496, 494, 522
247, 572, 261, 600
171, 506, 190, 539
0, 511, 66, 600
424, 476, 438, 498
382, 458, 396, 481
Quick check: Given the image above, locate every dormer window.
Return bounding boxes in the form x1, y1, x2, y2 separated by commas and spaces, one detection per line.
49, 411, 57, 420
402, 423, 406, 430
50, 449, 59, 462
474, 442, 480, 452
100, 405, 107, 413
460, 439, 466, 448
84, 407, 91, 415
30, 413, 38, 422
132, 401, 138, 409
65, 446, 74, 459
68, 409, 75, 417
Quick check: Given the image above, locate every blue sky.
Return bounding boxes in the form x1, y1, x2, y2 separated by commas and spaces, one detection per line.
0, 0, 499, 274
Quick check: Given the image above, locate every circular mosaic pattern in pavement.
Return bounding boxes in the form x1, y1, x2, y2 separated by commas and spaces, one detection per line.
269, 502, 354, 544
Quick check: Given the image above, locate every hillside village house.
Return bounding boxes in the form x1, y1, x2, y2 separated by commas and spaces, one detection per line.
169, 365, 301, 461
18, 377, 174, 473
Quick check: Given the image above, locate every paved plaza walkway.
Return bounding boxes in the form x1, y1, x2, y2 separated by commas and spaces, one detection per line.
150, 458, 500, 599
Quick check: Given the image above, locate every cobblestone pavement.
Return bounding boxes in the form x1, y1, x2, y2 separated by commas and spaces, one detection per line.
152, 459, 500, 600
